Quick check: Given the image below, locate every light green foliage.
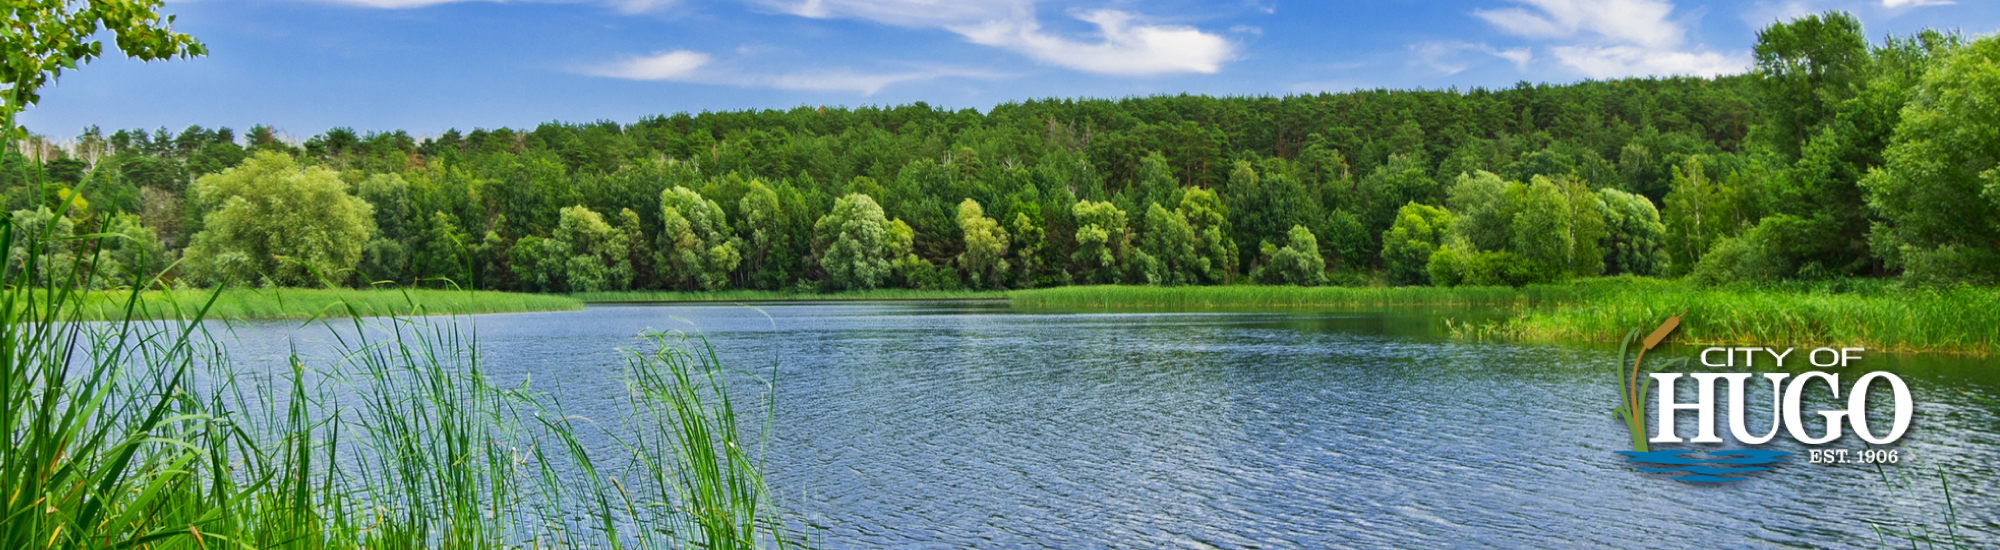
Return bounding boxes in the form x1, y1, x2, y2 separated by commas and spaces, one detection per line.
1136, 202, 1198, 285
1070, 200, 1129, 284
659, 186, 740, 290
1597, 188, 1668, 276
955, 199, 1008, 289
1864, 33, 2000, 285
1381, 202, 1452, 286
738, 180, 787, 288
1446, 170, 1510, 251
1558, 175, 1608, 277
1661, 159, 1736, 275
1260, 225, 1328, 286
507, 235, 563, 292
1359, 154, 1437, 238
6, 207, 73, 285
1689, 215, 1811, 285
184, 151, 376, 286
1005, 206, 1046, 287
1509, 178, 1574, 281
1176, 188, 1237, 283
1, 0, 205, 137
553, 205, 633, 292
813, 193, 893, 291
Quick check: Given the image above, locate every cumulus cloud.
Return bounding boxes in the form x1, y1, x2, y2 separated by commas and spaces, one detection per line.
949, 10, 1233, 75
580, 49, 995, 94
774, 0, 1235, 76
1881, 0, 1953, 7
1473, 0, 1747, 78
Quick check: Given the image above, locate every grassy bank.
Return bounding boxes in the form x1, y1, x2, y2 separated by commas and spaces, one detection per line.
576, 288, 1006, 303
1008, 284, 1574, 309
66, 287, 584, 321
1011, 278, 2000, 354
1480, 278, 2000, 354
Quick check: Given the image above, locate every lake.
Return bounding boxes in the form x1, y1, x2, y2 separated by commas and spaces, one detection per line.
212, 301, 1999, 549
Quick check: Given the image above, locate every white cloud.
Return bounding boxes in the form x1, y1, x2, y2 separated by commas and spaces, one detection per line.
950, 10, 1233, 75
580, 49, 996, 94
306, 0, 496, 8
1412, 41, 1531, 75
771, 0, 1235, 76
1550, 44, 1743, 78
584, 50, 711, 80
1882, 0, 1953, 7
1473, 0, 1748, 78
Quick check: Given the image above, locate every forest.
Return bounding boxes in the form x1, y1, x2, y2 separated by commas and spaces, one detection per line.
7, 12, 1995, 294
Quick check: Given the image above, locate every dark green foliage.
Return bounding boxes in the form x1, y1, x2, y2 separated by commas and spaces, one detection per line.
12, 10, 1991, 291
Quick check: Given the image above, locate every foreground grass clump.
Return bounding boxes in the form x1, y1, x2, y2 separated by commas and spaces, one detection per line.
1008, 284, 1575, 309
1, 223, 800, 548
1473, 277, 2000, 354
65, 287, 584, 320
576, 288, 1005, 303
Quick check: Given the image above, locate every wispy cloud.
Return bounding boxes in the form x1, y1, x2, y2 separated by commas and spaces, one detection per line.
580, 49, 999, 94
1882, 0, 1953, 7
774, 0, 1236, 76
583, 50, 711, 80
1412, 41, 1531, 75
1473, 0, 1746, 78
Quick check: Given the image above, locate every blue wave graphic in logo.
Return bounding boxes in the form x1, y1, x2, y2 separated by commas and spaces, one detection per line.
1615, 450, 1790, 483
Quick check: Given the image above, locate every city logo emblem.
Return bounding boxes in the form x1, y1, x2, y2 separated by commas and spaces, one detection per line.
1608, 314, 1911, 483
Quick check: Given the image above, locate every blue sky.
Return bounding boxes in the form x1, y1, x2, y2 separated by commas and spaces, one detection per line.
19, 0, 2000, 138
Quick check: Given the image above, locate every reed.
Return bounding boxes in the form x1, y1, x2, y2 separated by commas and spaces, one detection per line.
1483, 278, 2000, 354
0, 217, 798, 548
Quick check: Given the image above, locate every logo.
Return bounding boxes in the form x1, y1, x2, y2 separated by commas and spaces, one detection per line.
1609, 314, 1912, 483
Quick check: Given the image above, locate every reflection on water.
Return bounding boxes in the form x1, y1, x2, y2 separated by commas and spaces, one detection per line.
211, 301, 1998, 549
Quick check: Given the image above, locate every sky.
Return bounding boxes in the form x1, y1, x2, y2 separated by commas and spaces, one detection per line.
18, 0, 2000, 139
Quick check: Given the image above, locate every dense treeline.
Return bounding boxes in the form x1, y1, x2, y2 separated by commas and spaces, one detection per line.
6, 12, 1995, 292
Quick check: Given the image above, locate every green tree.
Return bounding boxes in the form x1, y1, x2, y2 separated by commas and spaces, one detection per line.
1754, 11, 1869, 160
658, 186, 740, 290
1863, 34, 2000, 284
1381, 202, 1452, 286
1176, 187, 1237, 284
813, 193, 893, 290
1005, 204, 1046, 287
738, 180, 790, 289
183, 151, 376, 286
1, 0, 206, 137
1070, 199, 1129, 284
552, 205, 632, 292
1446, 170, 1510, 251
1597, 188, 1668, 276
1135, 202, 1198, 285
955, 199, 1008, 289
1661, 159, 1728, 275
1508, 178, 1574, 281
1258, 225, 1327, 286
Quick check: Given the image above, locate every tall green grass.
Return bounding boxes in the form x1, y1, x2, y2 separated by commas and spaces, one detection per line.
0, 214, 799, 548
1008, 284, 1574, 309
57, 287, 584, 321
1481, 278, 2000, 354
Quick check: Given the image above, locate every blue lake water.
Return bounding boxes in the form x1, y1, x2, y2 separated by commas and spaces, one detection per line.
211, 301, 2000, 549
